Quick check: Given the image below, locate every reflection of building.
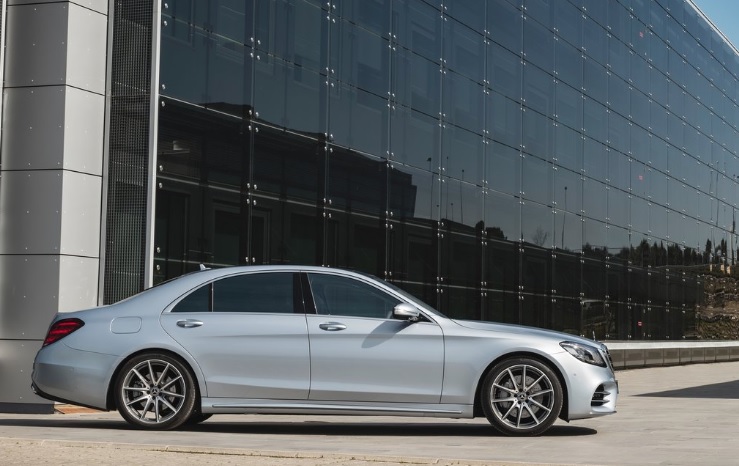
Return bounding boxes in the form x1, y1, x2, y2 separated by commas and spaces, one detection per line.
0, 0, 736, 411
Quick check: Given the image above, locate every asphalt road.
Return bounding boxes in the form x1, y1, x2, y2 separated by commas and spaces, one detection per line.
1, 362, 739, 465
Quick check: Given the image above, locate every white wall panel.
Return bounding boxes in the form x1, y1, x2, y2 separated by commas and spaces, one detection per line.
8, 0, 107, 16
60, 171, 102, 257
58, 256, 99, 312
0, 340, 49, 406
0, 170, 63, 255
0, 255, 60, 339
4, 3, 69, 88
66, 3, 107, 94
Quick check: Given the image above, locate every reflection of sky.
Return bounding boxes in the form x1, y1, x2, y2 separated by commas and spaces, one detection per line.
692, 0, 739, 50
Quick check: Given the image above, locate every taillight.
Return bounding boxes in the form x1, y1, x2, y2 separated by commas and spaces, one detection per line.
43, 318, 85, 347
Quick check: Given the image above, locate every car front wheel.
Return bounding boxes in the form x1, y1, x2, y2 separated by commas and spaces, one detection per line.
114, 353, 196, 430
481, 357, 563, 436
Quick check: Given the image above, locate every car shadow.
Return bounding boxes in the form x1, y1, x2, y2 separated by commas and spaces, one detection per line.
635, 379, 739, 399
0, 417, 596, 437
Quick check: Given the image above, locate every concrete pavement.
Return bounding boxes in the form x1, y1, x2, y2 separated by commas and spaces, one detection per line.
1, 362, 739, 465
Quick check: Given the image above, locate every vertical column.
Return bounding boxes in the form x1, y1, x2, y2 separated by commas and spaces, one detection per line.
0, 0, 108, 412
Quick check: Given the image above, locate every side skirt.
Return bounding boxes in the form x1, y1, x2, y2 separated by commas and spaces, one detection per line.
201, 399, 474, 418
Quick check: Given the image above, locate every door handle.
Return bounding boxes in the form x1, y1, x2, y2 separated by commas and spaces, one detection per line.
176, 319, 203, 328
318, 322, 347, 331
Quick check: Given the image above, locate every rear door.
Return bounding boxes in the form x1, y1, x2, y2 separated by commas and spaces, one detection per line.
160, 271, 310, 399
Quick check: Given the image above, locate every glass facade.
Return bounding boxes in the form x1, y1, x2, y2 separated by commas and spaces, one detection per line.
153, 0, 739, 339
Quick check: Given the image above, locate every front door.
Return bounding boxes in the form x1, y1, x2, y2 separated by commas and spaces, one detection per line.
305, 272, 444, 403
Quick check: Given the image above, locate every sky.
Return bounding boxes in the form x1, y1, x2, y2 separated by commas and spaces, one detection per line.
692, 0, 739, 50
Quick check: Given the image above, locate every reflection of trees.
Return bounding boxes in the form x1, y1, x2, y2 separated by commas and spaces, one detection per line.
531, 227, 549, 247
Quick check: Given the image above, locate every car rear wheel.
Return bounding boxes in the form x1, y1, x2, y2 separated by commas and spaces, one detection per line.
114, 353, 196, 430
481, 357, 563, 436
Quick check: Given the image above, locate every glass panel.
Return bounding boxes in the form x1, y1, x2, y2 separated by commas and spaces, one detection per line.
443, 18, 484, 81
523, 17, 554, 72
554, 0, 582, 48
555, 82, 582, 131
489, 43, 522, 101
555, 123, 583, 172
583, 14, 607, 63
327, 146, 386, 217
440, 231, 482, 289
443, 71, 484, 132
256, 0, 325, 73
329, 82, 388, 155
485, 239, 519, 292
583, 97, 607, 144
338, 0, 390, 37
488, 0, 522, 55
521, 154, 552, 205
213, 272, 295, 313
583, 219, 608, 259
254, 55, 325, 133
393, 0, 441, 62
441, 178, 483, 230
554, 39, 582, 89
489, 92, 522, 148
482, 290, 519, 324
325, 214, 385, 277
172, 284, 211, 313
521, 244, 550, 294
522, 201, 553, 248
331, 19, 389, 97
584, 137, 608, 182
553, 251, 580, 298
308, 273, 401, 318
390, 105, 440, 170
523, 62, 554, 116
252, 125, 322, 202
388, 163, 440, 224
393, 48, 441, 116
522, 108, 553, 160
484, 190, 520, 243
446, 0, 483, 33
487, 141, 520, 196
583, 178, 607, 222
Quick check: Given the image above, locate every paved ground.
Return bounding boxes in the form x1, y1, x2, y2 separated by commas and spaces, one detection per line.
1, 362, 739, 465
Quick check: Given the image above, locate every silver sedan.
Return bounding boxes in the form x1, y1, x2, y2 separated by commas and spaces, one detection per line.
32, 266, 617, 436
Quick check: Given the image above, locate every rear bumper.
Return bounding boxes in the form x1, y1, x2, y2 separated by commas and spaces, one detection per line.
32, 343, 119, 411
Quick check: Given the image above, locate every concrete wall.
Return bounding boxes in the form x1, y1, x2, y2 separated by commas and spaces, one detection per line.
0, 0, 108, 412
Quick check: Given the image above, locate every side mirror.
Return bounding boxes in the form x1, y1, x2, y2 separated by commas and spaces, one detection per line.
393, 303, 420, 322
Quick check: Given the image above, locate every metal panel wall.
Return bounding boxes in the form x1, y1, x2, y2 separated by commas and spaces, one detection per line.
0, 0, 109, 412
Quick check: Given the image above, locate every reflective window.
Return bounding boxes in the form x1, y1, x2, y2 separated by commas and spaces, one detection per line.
487, 142, 521, 196
331, 19, 389, 97
173, 272, 296, 313
488, 0, 522, 55
444, 18, 484, 81
523, 18, 554, 72
308, 273, 401, 318
393, 48, 441, 117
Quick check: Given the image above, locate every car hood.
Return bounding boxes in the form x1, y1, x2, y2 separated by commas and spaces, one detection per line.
450, 319, 604, 348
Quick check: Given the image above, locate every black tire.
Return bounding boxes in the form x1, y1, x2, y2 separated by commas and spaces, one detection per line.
114, 353, 196, 430
481, 357, 563, 436
185, 412, 213, 425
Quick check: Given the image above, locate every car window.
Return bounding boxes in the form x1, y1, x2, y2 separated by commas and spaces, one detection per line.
172, 272, 295, 313
308, 273, 401, 319
171, 283, 211, 312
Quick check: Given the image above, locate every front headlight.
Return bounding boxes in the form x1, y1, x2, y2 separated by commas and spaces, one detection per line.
560, 341, 607, 367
